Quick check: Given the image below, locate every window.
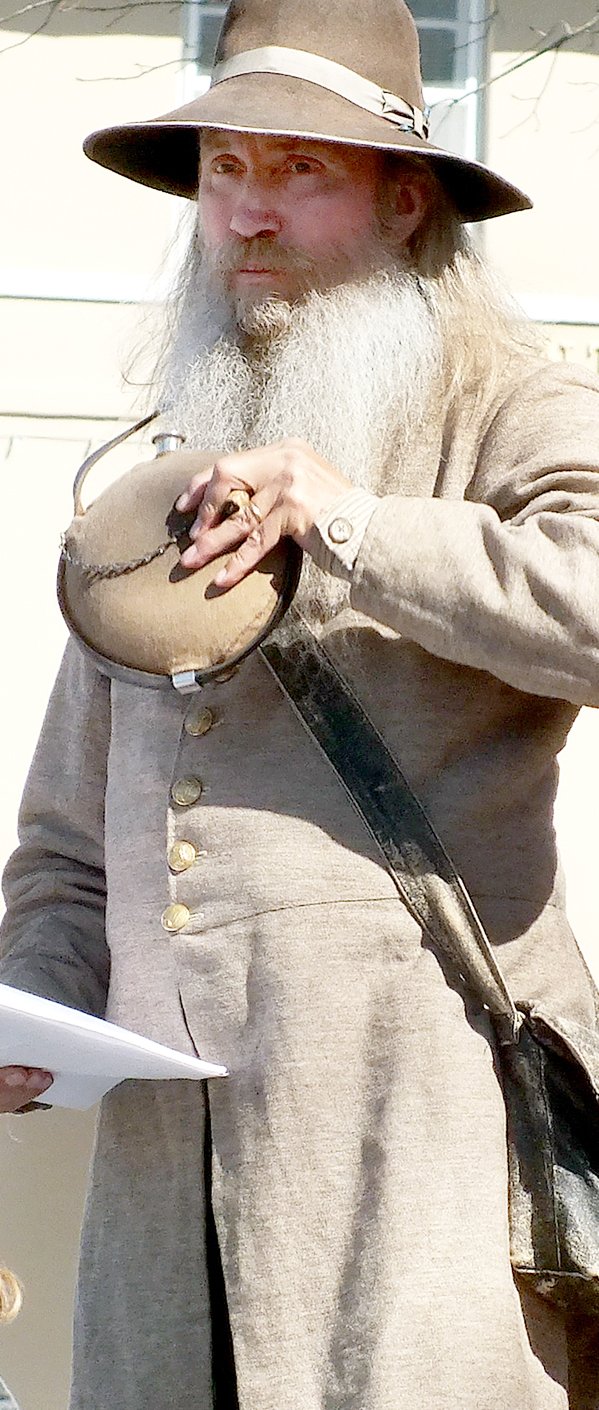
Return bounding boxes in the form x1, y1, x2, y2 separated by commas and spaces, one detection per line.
411, 0, 476, 88
418, 0, 486, 162
186, 1, 228, 88
187, 1, 485, 158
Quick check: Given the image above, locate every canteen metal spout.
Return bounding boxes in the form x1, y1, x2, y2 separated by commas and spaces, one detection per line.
152, 430, 186, 457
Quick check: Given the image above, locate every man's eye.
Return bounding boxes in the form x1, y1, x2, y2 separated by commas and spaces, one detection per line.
213, 160, 242, 175
288, 159, 317, 174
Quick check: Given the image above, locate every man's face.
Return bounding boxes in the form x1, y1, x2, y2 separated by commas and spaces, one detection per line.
198, 131, 388, 310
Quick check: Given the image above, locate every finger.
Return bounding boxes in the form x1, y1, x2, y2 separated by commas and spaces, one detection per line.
0, 1068, 53, 1113
194, 474, 258, 536
175, 469, 214, 514
189, 442, 300, 533
180, 441, 298, 529
206, 443, 293, 490
0, 1090, 33, 1113
179, 514, 248, 570
181, 490, 274, 570
23, 1068, 53, 1089
211, 506, 285, 590
0, 1066, 51, 1088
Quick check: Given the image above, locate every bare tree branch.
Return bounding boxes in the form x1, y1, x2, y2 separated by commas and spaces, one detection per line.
434, 10, 599, 114
0, 0, 209, 53
0, 0, 210, 18
0, 0, 53, 21
0, 0, 60, 51
451, 2, 498, 61
76, 54, 186, 78
500, 48, 560, 138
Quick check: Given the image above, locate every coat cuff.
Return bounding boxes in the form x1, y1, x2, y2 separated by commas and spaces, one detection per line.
307, 488, 380, 579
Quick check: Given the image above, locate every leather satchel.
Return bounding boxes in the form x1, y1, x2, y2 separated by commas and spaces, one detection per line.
262, 607, 599, 1316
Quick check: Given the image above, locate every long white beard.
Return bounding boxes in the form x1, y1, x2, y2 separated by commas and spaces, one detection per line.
157, 246, 443, 624
159, 253, 442, 491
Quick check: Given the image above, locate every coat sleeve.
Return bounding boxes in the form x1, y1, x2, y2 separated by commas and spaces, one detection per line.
350, 364, 599, 705
0, 640, 111, 1017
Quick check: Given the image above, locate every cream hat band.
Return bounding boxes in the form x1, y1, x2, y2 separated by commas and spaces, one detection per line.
211, 46, 429, 139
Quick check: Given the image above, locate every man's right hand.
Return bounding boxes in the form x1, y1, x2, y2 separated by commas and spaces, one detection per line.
0, 1067, 53, 1113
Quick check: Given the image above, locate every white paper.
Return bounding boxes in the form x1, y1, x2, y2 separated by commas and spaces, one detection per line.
0, 984, 227, 1109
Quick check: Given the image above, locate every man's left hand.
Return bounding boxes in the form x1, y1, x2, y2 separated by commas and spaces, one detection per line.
175, 438, 353, 588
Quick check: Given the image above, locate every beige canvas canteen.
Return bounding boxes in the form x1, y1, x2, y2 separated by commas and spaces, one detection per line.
58, 419, 302, 691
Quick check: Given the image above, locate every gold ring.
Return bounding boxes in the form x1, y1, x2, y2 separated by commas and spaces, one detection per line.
221, 488, 252, 521
247, 499, 264, 525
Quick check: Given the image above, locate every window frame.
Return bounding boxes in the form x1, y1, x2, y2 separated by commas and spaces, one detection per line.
421, 0, 487, 164
414, 0, 483, 91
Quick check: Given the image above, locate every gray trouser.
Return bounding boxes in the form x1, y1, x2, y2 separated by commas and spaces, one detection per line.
70, 1080, 237, 1410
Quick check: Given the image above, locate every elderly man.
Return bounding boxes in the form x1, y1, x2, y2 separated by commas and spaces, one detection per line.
2, 0, 599, 1406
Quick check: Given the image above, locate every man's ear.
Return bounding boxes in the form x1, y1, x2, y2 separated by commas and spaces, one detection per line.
393, 171, 431, 245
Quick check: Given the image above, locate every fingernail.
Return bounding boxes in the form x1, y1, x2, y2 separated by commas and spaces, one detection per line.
212, 568, 228, 586
26, 1072, 51, 1090
176, 491, 190, 510
4, 1070, 25, 1087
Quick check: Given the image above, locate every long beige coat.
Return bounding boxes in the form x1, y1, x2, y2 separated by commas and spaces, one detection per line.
3, 360, 599, 1409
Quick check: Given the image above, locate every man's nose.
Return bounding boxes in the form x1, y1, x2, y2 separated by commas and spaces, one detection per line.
229, 183, 282, 239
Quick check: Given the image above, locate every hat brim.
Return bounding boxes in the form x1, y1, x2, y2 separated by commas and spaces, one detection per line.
84, 72, 531, 223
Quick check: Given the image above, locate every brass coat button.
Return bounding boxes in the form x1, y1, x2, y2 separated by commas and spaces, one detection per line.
184, 705, 214, 737
168, 840, 198, 873
171, 776, 203, 807
161, 903, 191, 933
328, 517, 353, 545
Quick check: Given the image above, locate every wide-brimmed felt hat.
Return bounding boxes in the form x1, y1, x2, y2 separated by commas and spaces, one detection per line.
84, 0, 531, 223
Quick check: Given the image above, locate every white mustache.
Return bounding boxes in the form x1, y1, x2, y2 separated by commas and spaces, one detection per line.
209, 237, 318, 282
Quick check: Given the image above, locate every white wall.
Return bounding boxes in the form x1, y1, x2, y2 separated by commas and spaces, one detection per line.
483, 4, 599, 324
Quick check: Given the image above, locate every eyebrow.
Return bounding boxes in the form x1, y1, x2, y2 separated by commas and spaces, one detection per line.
200, 136, 339, 160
